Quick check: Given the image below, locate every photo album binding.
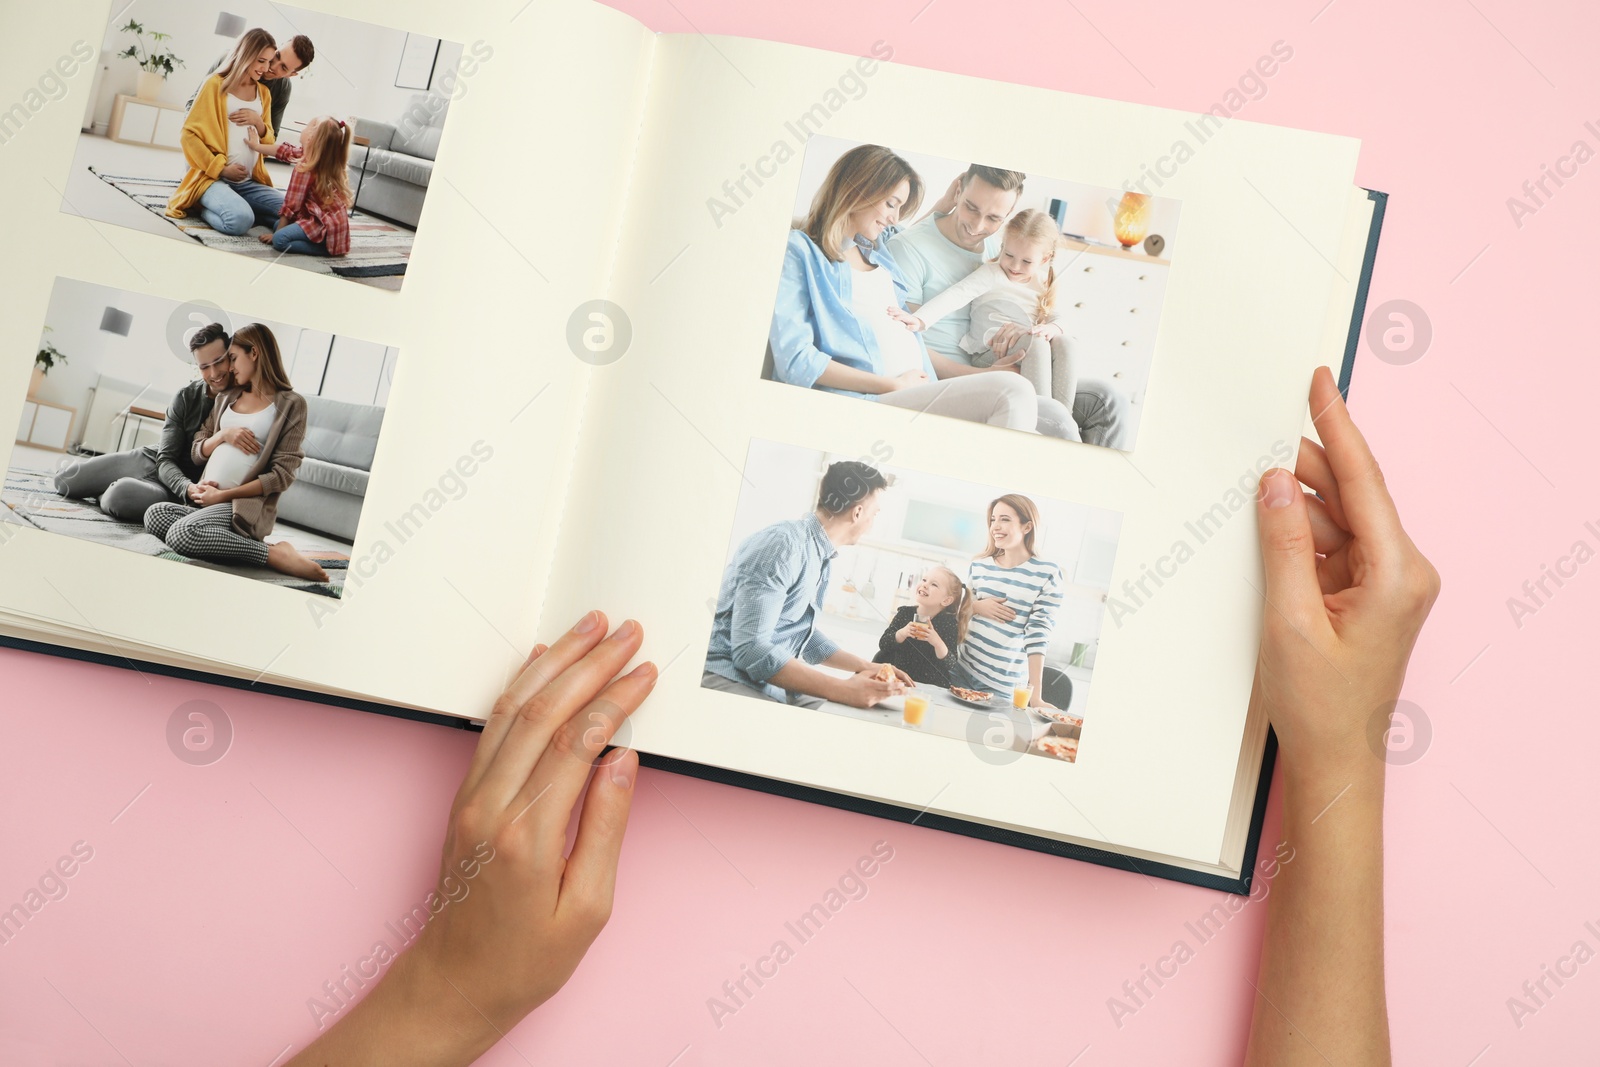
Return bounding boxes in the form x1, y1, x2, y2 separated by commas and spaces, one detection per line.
0, 0, 1385, 891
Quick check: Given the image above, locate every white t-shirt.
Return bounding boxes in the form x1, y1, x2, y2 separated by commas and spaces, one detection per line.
849, 264, 923, 380
224, 92, 262, 173
203, 401, 276, 490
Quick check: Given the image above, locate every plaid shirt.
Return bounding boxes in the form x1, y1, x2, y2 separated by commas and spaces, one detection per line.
279, 157, 351, 256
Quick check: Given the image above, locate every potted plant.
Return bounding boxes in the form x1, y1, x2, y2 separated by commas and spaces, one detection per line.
32, 329, 67, 399
118, 20, 184, 102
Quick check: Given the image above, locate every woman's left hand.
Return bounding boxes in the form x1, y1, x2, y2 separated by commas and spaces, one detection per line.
194, 482, 228, 507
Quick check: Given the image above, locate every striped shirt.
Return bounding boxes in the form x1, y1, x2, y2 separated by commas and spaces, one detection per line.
704, 514, 843, 700
957, 555, 1063, 691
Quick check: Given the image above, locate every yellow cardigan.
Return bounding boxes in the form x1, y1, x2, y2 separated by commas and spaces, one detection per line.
165, 75, 276, 217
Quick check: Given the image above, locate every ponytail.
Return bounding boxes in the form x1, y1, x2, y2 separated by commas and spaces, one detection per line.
932, 565, 975, 646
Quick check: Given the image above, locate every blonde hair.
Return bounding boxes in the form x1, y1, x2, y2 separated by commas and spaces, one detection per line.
300, 117, 354, 209
997, 209, 1068, 322
217, 28, 277, 97
799, 144, 923, 262
928, 564, 975, 646
977, 494, 1040, 561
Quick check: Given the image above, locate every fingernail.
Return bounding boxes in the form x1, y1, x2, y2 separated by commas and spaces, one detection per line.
627, 661, 657, 681
575, 611, 600, 634
614, 618, 639, 640
1260, 468, 1296, 509
609, 749, 636, 789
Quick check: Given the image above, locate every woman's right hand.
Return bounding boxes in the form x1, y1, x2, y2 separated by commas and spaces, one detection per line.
885, 370, 928, 392
1251, 365, 1440, 783
221, 426, 261, 454
220, 162, 249, 182
971, 596, 1016, 623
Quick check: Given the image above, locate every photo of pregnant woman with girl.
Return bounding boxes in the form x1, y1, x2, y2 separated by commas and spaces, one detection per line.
702, 441, 1121, 762
763, 136, 1179, 452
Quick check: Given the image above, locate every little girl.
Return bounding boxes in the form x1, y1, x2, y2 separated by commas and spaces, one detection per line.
873, 566, 972, 687
887, 208, 1074, 410
244, 116, 353, 257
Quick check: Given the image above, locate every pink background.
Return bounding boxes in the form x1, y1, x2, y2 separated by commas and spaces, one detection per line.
6, 0, 1598, 1062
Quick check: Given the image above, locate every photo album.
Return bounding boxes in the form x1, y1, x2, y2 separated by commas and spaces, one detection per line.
0, 0, 1385, 891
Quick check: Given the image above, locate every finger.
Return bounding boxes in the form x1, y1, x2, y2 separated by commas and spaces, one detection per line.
1305, 494, 1353, 556
1255, 467, 1331, 638
559, 748, 637, 929
512, 660, 656, 842
465, 611, 607, 794
1307, 366, 1404, 545
1294, 436, 1348, 533
483, 621, 645, 812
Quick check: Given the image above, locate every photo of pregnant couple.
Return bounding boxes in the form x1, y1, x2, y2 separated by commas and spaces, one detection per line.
6, 279, 394, 597
764, 136, 1179, 451
61, 0, 468, 288
702, 440, 1122, 762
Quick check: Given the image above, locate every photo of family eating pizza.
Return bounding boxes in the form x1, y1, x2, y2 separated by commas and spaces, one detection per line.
701, 440, 1123, 763
763, 136, 1179, 452
60, 0, 469, 289
6, 278, 395, 598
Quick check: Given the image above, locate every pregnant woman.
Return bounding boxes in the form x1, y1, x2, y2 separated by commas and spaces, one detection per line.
144, 323, 328, 583
769, 144, 1039, 431
165, 27, 287, 237
953, 493, 1063, 707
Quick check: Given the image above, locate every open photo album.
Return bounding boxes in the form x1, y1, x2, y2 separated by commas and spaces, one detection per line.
0, 0, 1385, 892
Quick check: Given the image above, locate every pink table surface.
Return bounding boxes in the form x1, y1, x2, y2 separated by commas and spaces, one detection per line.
6, 1, 1598, 1063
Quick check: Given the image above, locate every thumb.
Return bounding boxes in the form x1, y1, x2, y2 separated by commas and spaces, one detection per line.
1255, 468, 1326, 635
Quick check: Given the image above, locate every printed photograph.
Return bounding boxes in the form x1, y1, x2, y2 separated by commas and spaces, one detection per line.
6, 278, 395, 597
764, 135, 1180, 451
61, 0, 473, 289
702, 440, 1124, 763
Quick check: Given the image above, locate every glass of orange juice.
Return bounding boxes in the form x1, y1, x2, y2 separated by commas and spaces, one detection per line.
902, 694, 929, 727
1012, 686, 1032, 709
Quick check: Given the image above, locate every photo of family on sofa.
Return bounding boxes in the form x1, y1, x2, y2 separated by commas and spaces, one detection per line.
702, 440, 1123, 763
6, 279, 394, 597
61, 0, 467, 289
763, 136, 1179, 452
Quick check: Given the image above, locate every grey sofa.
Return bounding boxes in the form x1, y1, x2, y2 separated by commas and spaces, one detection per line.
276, 395, 384, 543
349, 95, 445, 229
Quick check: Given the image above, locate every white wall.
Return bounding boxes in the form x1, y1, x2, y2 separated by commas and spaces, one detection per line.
26, 278, 386, 451
85, 0, 462, 135
794, 135, 1181, 258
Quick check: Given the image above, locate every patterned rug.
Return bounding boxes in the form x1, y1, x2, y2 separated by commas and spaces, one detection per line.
3, 467, 346, 598
88, 167, 413, 279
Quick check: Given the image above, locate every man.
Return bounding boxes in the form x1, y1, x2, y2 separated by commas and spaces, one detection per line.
702, 461, 912, 709
54, 323, 237, 522
888, 164, 1128, 449
186, 35, 315, 140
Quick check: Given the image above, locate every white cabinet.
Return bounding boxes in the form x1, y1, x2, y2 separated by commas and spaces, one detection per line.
17, 399, 76, 451
1053, 244, 1170, 445
109, 94, 186, 151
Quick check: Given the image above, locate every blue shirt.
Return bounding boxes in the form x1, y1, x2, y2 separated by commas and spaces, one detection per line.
704, 513, 844, 699
768, 228, 936, 400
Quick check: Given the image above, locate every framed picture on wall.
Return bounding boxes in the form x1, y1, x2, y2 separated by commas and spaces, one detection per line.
396, 32, 441, 90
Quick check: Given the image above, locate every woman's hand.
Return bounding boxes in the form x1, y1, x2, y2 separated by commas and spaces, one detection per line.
885, 370, 929, 392
886, 307, 925, 332
220, 162, 249, 182
285, 612, 655, 1067
193, 481, 229, 507
971, 596, 1016, 623
1251, 365, 1440, 784
221, 426, 261, 454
